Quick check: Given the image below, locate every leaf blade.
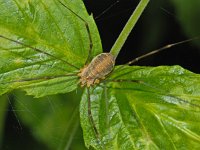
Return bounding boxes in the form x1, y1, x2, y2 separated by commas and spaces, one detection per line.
80, 65, 200, 149
0, 0, 102, 97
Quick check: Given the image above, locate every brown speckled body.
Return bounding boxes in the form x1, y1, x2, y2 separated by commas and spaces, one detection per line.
78, 53, 115, 87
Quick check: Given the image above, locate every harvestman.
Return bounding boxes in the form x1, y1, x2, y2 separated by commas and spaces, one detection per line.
0, 0, 198, 146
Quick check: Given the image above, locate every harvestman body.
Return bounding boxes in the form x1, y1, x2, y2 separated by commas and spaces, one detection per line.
78, 53, 115, 87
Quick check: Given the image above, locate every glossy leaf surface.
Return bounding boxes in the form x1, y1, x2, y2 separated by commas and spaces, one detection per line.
80, 65, 200, 149
0, 0, 102, 97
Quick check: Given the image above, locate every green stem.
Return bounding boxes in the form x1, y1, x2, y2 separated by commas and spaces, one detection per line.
110, 0, 150, 58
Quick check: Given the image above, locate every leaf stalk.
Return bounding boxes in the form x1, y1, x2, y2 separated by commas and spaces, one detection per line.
110, 0, 150, 58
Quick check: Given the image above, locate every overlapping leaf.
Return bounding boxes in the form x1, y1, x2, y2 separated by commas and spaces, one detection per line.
0, 0, 102, 97
80, 65, 200, 149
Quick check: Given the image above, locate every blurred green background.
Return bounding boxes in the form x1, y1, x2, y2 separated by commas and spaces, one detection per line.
1, 0, 200, 150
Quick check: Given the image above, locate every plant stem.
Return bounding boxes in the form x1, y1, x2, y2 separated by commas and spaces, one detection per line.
110, 0, 150, 58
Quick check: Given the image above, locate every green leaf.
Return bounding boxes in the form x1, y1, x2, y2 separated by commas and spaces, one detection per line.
80, 65, 200, 149
0, 0, 102, 97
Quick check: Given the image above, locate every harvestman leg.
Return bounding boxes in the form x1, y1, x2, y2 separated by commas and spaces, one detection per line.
7, 96, 23, 130
0, 35, 79, 70
1, 73, 78, 85
0, 35, 79, 83
125, 38, 198, 66
59, 1, 93, 65
103, 84, 109, 129
86, 87, 100, 138
0, 46, 75, 73
103, 83, 111, 141
113, 37, 199, 73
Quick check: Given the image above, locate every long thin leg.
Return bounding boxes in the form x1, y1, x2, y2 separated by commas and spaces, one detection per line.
0, 35, 79, 69
58, 0, 93, 65
1, 73, 77, 84
103, 84, 109, 127
8, 96, 22, 130
103, 84, 110, 138
105, 79, 143, 84
86, 87, 99, 138
0, 46, 74, 72
126, 37, 199, 66
95, 0, 120, 20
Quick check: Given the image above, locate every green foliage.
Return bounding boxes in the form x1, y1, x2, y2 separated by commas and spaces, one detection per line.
0, 0, 102, 97
0, 0, 200, 150
80, 66, 200, 149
